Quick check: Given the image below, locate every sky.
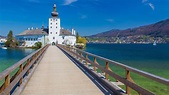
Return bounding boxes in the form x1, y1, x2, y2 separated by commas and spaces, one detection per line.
0, 0, 169, 36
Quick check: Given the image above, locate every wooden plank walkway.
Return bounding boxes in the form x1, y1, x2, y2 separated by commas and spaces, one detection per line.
21, 46, 103, 95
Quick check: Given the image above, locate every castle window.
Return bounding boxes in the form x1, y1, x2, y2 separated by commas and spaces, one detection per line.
50, 26, 52, 28
50, 19, 52, 21
53, 19, 55, 22
56, 32, 57, 34
53, 37, 55, 39
56, 23, 57, 25
56, 26, 57, 28
50, 32, 52, 34
50, 23, 52, 25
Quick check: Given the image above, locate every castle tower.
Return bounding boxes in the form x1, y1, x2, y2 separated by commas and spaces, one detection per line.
48, 4, 61, 44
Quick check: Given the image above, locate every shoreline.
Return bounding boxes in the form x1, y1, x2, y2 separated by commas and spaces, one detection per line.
87, 42, 169, 44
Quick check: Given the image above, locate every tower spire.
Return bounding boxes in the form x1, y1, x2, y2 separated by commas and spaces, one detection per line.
53, 4, 56, 12
51, 4, 58, 17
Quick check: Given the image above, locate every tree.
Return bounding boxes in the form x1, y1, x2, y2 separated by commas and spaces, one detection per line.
7, 30, 13, 42
5, 30, 18, 48
33, 42, 42, 49
76, 32, 87, 47
77, 37, 87, 46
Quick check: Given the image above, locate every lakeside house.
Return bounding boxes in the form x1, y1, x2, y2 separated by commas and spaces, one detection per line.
0, 36, 6, 43
16, 4, 76, 47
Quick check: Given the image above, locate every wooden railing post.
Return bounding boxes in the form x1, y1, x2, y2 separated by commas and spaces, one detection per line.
126, 70, 131, 95
72, 47, 75, 56
93, 57, 97, 71
5, 75, 10, 95
35, 52, 39, 63
80, 52, 83, 62
105, 61, 109, 80
74, 48, 77, 54
70, 46, 73, 52
73, 48, 76, 57
70, 47, 73, 56
19, 64, 23, 85
26, 59, 31, 75
85, 54, 88, 65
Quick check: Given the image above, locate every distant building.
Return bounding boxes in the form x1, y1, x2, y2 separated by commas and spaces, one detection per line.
0, 36, 7, 43
16, 4, 76, 47
16, 28, 48, 47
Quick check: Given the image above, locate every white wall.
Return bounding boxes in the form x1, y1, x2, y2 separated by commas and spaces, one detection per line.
53, 35, 76, 46
0, 38, 6, 43
48, 17, 61, 44
25, 41, 38, 47
64, 36, 76, 46
17, 35, 46, 47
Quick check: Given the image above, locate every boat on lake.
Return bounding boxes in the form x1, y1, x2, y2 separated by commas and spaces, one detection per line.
1, 46, 7, 49
153, 41, 157, 46
0, 42, 7, 49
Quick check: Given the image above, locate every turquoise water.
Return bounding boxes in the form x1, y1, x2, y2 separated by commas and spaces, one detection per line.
85, 43, 169, 79
0, 48, 35, 73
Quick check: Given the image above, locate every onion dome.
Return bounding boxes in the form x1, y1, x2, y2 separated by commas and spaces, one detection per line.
51, 4, 58, 17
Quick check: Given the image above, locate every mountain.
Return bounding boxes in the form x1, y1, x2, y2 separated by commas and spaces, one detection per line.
0, 35, 6, 38
90, 19, 169, 38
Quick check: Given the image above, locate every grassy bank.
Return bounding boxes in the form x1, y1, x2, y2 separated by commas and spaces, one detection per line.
90, 58, 169, 95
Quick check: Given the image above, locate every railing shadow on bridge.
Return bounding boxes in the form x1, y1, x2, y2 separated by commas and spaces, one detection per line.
0, 45, 49, 95
57, 44, 169, 95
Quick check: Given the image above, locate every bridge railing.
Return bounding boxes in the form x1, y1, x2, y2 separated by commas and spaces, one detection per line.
0, 45, 49, 95
57, 44, 169, 95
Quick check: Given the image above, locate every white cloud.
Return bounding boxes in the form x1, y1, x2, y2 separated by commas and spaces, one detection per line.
63, 0, 78, 5
142, 0, 155, 10
148, 3, 155, 10
106, 19, 114, 23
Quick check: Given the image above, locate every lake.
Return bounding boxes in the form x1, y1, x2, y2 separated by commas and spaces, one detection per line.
85, 43, 169, 79
0, 48, 35, 73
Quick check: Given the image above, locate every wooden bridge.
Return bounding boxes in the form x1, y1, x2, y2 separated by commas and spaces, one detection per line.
0, 45, 169, 95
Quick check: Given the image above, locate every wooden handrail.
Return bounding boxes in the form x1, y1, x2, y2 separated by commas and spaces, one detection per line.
63, 45, 169, 85
0, 44, 49, 95
57, 44, 169, 95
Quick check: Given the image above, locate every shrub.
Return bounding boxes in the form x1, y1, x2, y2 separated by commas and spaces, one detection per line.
33, 42, 42, 49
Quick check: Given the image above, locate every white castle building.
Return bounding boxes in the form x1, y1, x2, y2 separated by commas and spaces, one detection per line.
16, 4, 76, 47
